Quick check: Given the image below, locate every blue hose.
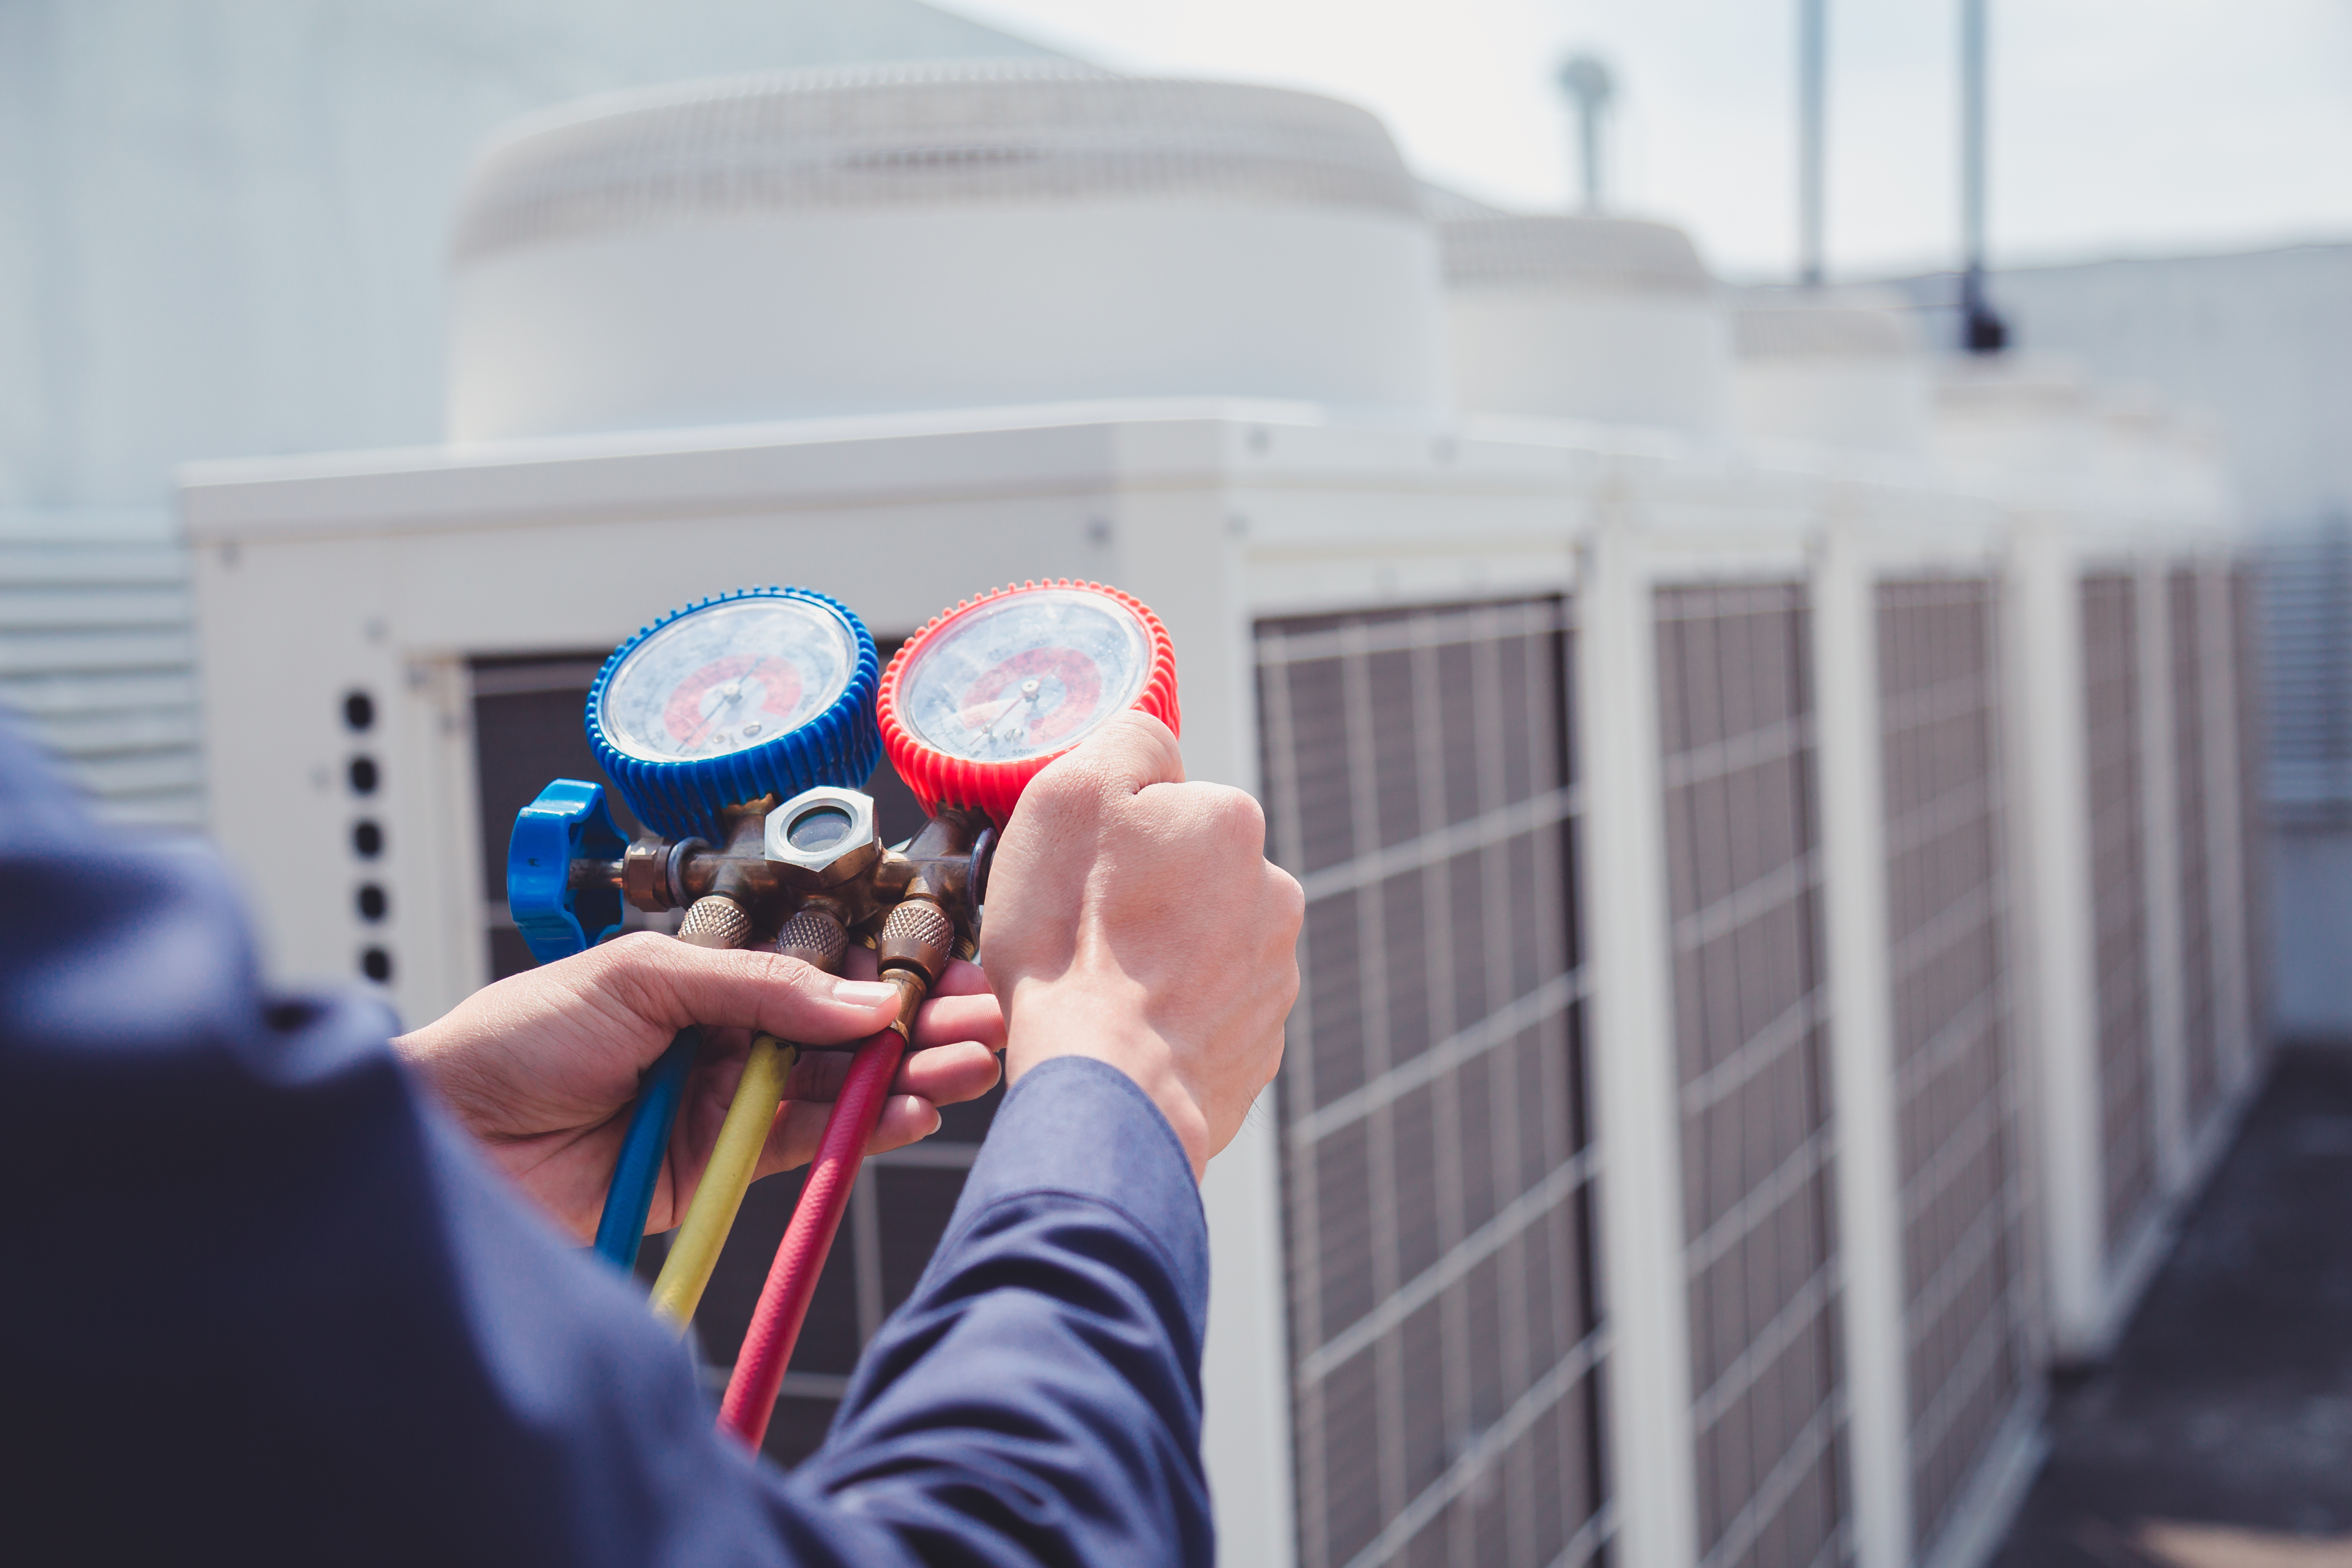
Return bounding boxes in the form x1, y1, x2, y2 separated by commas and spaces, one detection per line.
592, 1027, 702, 1270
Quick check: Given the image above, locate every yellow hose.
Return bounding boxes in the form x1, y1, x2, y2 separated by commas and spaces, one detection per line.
648, 1033, 797, 1331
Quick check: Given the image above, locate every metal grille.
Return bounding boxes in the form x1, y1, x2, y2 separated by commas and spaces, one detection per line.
1258, 598, 1606, 1568
2232, 567, 2272, 1054
466, 655, 985, 1467
1874, 581, 2026, 1553
2080, 575, 2156, 1255
1653, 584, 1848, 1568
2169, 571, 2220, 1122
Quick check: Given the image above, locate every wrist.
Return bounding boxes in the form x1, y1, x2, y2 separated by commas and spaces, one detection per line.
1002, 976, 1211, 1180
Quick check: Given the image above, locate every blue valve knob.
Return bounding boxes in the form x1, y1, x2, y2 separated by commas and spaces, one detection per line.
507, 779, 629, 965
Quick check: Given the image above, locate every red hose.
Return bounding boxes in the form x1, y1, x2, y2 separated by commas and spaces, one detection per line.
719, 1026, 908, 1449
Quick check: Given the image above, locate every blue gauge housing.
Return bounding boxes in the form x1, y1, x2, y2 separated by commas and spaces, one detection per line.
584, 586, 883, 845
508, 779, 629, 964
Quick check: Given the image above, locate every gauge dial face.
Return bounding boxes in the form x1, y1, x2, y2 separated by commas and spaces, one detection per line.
598, 598, 858, 764
899, 588, 1152, 763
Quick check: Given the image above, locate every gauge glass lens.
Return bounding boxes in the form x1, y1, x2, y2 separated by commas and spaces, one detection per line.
900, 588, 1151, 763
599, 599, 857, 764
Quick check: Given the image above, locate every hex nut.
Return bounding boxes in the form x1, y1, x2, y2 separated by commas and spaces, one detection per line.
764, 786, 881, 889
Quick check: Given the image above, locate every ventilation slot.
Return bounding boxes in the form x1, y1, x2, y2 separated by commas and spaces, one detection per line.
2081, 575, 2156, 1258
1653, 584, 1849, 1568
1876, 579, 2028, 1553
1258, 598, 1607, 1568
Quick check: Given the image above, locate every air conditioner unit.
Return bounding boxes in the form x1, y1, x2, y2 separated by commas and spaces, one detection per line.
180, 65, 2266, 1568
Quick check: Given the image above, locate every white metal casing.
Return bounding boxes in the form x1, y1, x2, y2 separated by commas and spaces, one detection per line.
180, 394, 2253, 1568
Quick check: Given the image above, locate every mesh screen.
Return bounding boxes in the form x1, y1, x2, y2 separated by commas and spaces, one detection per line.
2079, 576, 2157, 1256
466, 653, 989, 1468
1874, 581, 2027, 1552
1258, 599, 1606, 1568
2232, 568, 2272, 1054
2169, 572, 2220, 1123
1653, 584, 1849, 1568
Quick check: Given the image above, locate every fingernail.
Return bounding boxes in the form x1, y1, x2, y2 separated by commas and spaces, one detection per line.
831, 979, 897, 1005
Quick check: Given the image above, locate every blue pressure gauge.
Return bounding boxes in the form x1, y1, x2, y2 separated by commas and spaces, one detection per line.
586, 587, 882, 844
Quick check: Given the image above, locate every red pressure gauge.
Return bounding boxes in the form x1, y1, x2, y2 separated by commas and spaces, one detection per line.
878, 581, 1180, 824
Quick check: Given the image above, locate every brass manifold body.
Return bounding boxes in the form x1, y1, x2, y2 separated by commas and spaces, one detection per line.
570, 786, 992, 1007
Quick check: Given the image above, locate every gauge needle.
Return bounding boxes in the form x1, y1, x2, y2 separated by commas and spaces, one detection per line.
679, 679, 747, 754
979, 679, 1048, 750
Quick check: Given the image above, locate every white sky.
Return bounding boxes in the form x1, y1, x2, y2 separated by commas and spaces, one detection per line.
941, 0, 2352, 281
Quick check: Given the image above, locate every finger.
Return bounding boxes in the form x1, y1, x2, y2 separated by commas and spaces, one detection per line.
756, 1091, 940, 1176
864, 1094, 945, 1155
910, 991, 1005, 1050
892, 1039, 1002, 1105
929, 957, 991, 996
586, 932, 901, 1046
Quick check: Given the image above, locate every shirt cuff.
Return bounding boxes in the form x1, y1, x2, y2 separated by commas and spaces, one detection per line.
944, 1054, 1211, 1339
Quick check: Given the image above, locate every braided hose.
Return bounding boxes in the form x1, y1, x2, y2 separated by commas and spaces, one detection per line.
719, 898, 953, 1449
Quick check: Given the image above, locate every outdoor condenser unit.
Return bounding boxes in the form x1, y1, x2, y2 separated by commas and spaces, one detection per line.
180, 63, 2267, 1568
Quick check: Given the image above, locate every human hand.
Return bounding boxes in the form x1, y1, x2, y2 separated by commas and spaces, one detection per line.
393, 934, 1006, 1241
980, 711, 1303, 1179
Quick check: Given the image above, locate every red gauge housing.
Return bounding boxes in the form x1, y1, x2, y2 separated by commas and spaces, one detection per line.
878, 580, 1180, 825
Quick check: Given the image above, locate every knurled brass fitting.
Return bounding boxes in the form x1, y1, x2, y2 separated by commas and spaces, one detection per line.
678, 893, 751, 950
775, 906, 848, 973
875, 898, 955, 987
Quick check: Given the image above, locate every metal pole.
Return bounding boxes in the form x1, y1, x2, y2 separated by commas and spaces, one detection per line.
1558, 55, 1615, 212
1960, 0, 2008, 350
1799, 0, 1826, 287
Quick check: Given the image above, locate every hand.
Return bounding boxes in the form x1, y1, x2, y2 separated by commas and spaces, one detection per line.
981, 711, 1303, 1179
394, 933, 1007, 1241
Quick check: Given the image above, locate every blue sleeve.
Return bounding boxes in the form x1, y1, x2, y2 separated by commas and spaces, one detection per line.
0, 719, 1214, 1568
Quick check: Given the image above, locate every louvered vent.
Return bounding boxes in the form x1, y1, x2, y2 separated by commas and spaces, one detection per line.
1875, 580, 2028, 1552
2080, 575, 2156, 1256
0, 515, 202, 828
1258, 599, 1607, 1568
2233, 568, 2272, 1053
2257, 523, 2350, 826
2169, 570, 2221, 1121
1653, 584, 1850, 1568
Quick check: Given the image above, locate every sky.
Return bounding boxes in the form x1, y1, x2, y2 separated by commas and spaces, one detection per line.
942, 0, 2352, 283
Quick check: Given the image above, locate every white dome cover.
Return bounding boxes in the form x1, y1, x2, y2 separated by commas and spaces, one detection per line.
1731, 295, 1932, 459
1438, 213, 1729, 440
445, 62, 1446, 438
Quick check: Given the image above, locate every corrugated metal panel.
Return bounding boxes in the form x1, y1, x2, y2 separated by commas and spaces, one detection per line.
1258, 598, 1606, 1568
1653, 584, 1849, 1568
2169, 571, 2221, 1122
0, 513, 203, 829
2080, 575, 2156, 1257
1875, 579, 2027, 1555
2258, 524, 2350, 825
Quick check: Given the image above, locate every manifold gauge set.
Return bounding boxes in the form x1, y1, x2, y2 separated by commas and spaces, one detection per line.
504, 581, 1179, 1450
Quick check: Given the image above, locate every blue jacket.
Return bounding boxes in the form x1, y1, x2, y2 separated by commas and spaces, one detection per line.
0, 720, 1215, 1566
